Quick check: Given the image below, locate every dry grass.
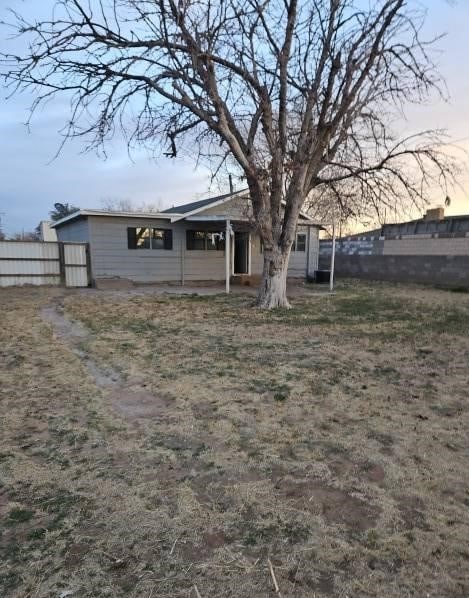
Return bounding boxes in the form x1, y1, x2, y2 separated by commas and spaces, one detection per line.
1, 281, 469, 597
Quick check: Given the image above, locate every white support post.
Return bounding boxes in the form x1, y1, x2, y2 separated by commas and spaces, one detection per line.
329, 220, 336, 293
180, 238, 185, 286
225, 219, 231, 294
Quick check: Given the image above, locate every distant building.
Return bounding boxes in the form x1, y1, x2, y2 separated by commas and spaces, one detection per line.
319, 208, 469, 287
39, 221, 58, 242
341, 208, 469, 241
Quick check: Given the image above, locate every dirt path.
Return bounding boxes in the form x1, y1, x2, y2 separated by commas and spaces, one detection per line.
41, 302, 172, 420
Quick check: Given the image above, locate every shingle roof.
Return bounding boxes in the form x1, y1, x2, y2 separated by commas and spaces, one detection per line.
161, 190, 246, 214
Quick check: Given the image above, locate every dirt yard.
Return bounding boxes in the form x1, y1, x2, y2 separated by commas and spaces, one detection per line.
1, 281, 469, 597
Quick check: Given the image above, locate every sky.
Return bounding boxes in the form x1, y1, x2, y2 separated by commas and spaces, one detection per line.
0, 0, 469, 236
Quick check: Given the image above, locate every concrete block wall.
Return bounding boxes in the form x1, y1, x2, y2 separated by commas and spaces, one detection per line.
323, 255, 469, 287
319, 234, 469, 287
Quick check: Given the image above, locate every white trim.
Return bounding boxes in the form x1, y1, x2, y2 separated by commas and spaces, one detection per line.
225, 219, 231, 294
51, 209, 178, 228
184, 215, 230, 221
330, 221, 336, 292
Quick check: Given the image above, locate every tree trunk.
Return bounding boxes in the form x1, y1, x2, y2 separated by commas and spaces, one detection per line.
256, 247, 291, 309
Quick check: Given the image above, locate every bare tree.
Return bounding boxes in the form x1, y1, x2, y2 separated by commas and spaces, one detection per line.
10, 230, 40, 242
100, 197, 163, 213
1, 0, 458, 307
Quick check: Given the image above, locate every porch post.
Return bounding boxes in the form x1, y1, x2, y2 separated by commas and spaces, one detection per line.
225, 219, 231, 294
330, 220, 336, 293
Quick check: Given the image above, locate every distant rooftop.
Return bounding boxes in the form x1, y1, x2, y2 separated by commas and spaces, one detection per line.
340, 208, 469, 240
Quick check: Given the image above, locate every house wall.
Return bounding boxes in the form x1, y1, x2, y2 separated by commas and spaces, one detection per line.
87, 216, 227, 282
55, 218, 90, 243
200, 195, 252, 220
55, 214, 320, 284
250, 226, 319, 278
200, 196, 319, 277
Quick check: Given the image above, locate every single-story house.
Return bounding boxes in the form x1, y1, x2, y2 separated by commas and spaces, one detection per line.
52, 190, 322, 289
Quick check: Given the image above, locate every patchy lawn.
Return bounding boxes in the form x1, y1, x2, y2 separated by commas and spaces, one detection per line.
1, 281, 469, 597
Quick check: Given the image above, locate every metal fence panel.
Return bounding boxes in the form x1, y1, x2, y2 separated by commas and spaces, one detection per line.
64, 243, 88, 287
0, 241, 89, 288
0, 241, 59, 260
0, 275, 60, 288
64, 244, 87, 265
0, 260, 61, 276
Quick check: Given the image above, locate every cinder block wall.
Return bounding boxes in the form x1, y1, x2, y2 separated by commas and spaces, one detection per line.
319, 235, 469, 287
321, 255, 469, 286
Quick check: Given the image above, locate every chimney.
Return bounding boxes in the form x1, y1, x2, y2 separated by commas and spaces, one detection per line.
229, 174, 234, 194
424, 207, 445, 221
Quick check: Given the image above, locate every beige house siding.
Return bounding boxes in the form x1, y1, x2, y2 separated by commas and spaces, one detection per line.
88, 216, 227, 282
250, 226, 319, 278
198, 195, 252, 220
55, 208, 320, 283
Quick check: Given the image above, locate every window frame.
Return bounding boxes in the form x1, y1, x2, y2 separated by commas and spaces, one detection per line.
127, 227, 173, 250
186, 230, 225, 251
292, 232, 307, 252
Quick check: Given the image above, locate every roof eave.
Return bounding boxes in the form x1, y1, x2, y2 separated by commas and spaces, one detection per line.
51, 209, 181, 228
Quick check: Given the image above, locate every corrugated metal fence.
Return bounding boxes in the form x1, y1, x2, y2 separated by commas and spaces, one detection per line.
0, 241, 89, 287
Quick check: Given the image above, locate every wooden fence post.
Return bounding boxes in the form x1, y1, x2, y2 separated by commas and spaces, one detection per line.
58, 242, 66, 286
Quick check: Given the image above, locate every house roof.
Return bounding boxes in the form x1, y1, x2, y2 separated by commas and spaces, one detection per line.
162, 190, 247, 214
165, 189, 322, 225
51, 190, 323, 228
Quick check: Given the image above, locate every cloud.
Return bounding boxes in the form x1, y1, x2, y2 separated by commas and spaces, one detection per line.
0, 0, 469, 235
0, 91, 214, 235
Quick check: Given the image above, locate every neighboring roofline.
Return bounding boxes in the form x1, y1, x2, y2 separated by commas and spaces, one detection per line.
382, 214, 469, 228
51, 209, 179, 228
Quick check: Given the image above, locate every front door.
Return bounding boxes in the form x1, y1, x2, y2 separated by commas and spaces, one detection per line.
234, 232, 249, 275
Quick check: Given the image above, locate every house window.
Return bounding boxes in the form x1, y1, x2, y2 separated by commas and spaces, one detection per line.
128, 227, 151, 249
127, 227, 172, 250
186, 230, 225, 250
187, 230, 206, 250
152, 228, 173, 250
207, 232, 225, 251
292, 232, 307, 252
